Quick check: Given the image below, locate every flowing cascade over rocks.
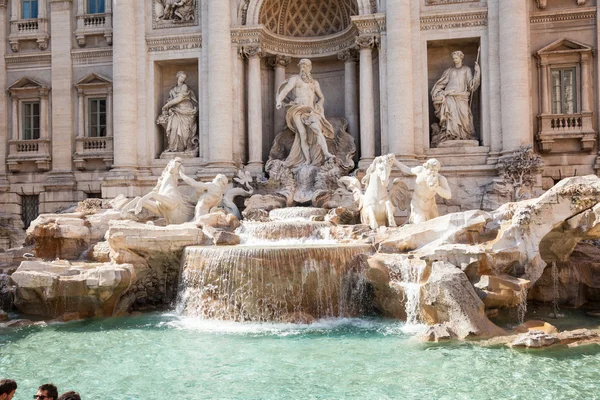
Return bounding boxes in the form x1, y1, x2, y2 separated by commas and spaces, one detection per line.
8, 166, 600, 346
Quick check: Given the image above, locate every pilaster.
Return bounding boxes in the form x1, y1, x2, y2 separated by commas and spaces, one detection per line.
270, 55, 291, 137
499, 0, 533, 154
46, 0, 75, 191
386, 1, 415, 160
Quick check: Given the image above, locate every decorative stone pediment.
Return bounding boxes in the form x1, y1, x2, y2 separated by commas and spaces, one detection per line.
536, 38, 593, 55
8, 77, 49, 92
75, 73, 113, 89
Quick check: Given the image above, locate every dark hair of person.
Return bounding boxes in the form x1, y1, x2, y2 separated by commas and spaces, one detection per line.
57, 391, 81, 400
38, 384, 58, 400
0, 379, 17, 395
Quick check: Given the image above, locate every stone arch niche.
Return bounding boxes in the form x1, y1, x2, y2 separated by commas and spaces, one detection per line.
244, 0, 376, 26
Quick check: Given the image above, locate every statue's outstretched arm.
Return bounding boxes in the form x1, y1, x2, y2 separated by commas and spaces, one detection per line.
179, 170, 208, 190
393, 158, 416, 176
436, 175, 452, 199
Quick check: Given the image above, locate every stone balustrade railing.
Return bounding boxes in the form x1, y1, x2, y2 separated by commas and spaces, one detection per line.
74, 136, 114, 170
8, 18, 49, 51
6, 139, 52, 172
537, 112, 596, 152
75, 12, 113, 47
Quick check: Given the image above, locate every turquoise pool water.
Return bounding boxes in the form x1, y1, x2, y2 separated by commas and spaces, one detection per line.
1, 313, 599, 400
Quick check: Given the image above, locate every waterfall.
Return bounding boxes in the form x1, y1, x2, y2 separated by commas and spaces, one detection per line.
176, 244, 375, 322
396, 258, 426, 326
551, 261, 561, 318
517, 285, 528, 324
236, 221, 334, 244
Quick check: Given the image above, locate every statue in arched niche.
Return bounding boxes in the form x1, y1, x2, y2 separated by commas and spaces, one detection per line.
430, 50, 481, 147
275, 59, 336, 168
157, 71, 199, 157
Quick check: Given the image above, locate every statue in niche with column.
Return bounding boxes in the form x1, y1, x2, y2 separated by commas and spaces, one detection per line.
157, 71, 199, 158
275, 59, 336, 167
262, 58, 356, 205
430, 50, 481, 148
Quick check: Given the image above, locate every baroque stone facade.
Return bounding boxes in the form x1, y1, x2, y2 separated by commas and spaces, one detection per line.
1, 0, 600, 247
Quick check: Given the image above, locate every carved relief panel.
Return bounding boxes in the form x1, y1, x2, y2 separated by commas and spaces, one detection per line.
153, 0, 199, 29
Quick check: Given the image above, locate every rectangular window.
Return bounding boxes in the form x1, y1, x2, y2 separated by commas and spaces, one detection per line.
22, 0, 38, 19
88, 0, 105, 14
551, 67, 577, 115
21, 195, 39, 230
88, 98, 107, 137
22, 101, 40, 140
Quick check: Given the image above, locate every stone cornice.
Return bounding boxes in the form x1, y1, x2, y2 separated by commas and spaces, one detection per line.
420, 10, 487, 31
146, 34, 202, 52
530, 7, 596, 24
351, 13, 385, 35
5, 52, 51, 69
72, 48, 112, 65
425, 0, 479, 4
233, 25, 359, 58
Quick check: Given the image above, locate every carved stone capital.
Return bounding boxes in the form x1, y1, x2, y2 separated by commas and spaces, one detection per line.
267, 55, 291, 69
242, 45, 264, 59
355, 35, 378, 50
337, 49, 359, 63
0, 0, 7, 8
536, 0, 547, 8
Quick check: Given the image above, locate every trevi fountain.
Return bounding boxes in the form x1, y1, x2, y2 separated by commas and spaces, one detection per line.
2, 39, 600, 400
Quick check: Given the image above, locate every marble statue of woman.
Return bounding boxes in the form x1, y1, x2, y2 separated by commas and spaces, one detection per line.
431, 50, 481, 146
157, 71, 199, 155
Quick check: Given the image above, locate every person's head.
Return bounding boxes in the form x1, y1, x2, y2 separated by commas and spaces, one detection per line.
35, 384, 58, 400
451, 51, 464, 67
0, 379, 17, 400
57, 391, 81, 400
176, 70, 187, 85
213, 174, 228, 190
298, 59, 313, 81
424, 158, 441, 173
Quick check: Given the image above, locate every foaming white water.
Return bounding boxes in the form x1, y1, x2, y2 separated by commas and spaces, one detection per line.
236, 221, 334, 244
396, 258, 426, 327
161, 314, 421, 337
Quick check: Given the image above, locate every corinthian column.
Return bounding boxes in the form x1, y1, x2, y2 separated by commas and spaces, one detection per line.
271, 55, 291, 136
207, 0, 234, 168
111, 0, 138, 169
338, 49, 359, 157
245, 45, 264, 174
499, 0, 532, 153
386, 0, 415, 159
356, 36, 376, 167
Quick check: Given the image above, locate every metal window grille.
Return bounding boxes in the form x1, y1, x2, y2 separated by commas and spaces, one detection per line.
21, 195, 39, 230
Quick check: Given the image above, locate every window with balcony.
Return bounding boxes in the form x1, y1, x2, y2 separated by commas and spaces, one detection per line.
536, 38, 595, 153
22, 0, 38, 19
22, 101, 40, 140
7, 77, 51, 172
75, 0, 112, 47
89, 98, 107, 137
88, 0, 105, 14
74, 74, 113, 170
9, 0, 48, 52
